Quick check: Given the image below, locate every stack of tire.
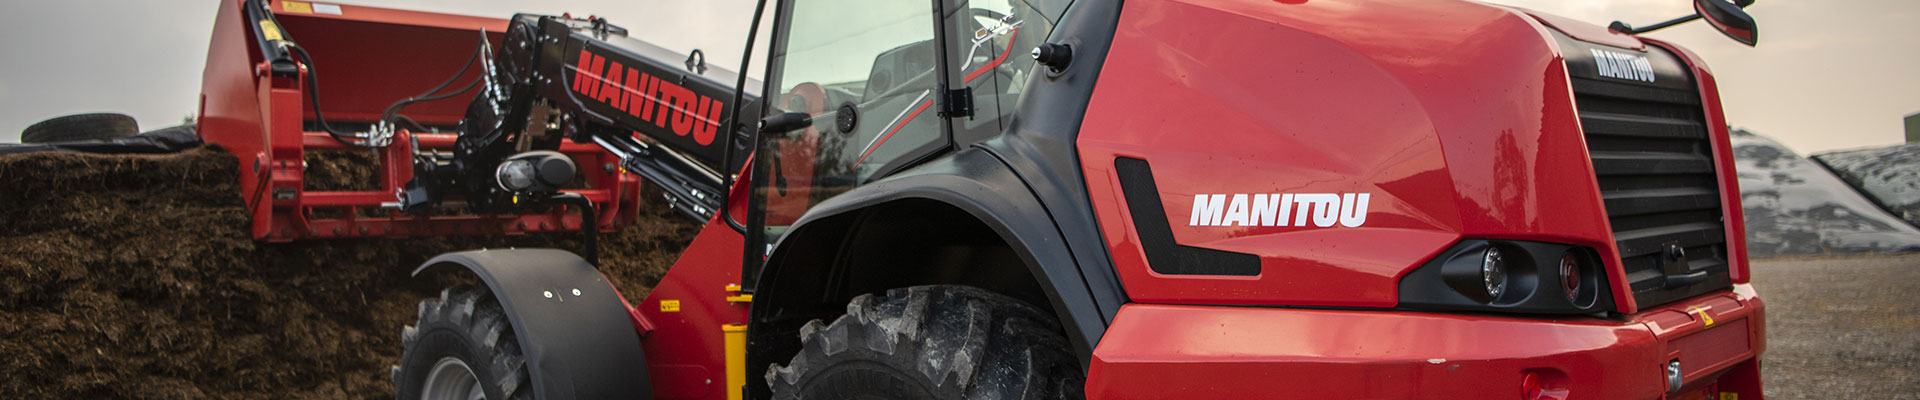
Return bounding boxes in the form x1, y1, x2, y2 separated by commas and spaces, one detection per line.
4, 113, 199, 155
19, 113, 141, 144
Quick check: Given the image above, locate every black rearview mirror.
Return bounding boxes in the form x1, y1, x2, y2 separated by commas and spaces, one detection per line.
1611, 0, 1758, 47
1695, 0, 1759, 46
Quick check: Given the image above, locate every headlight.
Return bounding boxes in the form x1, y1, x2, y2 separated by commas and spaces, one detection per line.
493, 150, 577, 194
1399, 240, 1614, 315
1482, 247, 1509, 300
496, 159, 537, 191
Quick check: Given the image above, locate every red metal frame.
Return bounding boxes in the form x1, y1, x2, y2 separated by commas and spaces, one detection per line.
630, 173, 755, 400
198, 0, 644, 242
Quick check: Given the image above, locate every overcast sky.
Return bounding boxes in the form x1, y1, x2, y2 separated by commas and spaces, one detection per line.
1, 0, 1913, 154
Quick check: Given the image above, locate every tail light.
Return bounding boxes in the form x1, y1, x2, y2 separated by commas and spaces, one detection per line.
1560, 253, 1582, 302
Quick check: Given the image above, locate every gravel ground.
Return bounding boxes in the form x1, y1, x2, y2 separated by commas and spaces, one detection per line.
1753, 253, 1920, 399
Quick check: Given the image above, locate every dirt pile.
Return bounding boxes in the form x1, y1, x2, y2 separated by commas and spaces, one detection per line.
0, 148, 699, 399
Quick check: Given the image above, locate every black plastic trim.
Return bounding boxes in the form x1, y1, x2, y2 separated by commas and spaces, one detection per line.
749, 148, 1111, 367
1112, 157, 1260, 276
974, 0, 1129, 324
1398, 240, 1616, 315
414, 249, 653, 400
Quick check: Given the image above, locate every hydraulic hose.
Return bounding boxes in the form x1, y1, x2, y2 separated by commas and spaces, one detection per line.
381, 36, 490, 128
281, 33, 488, 147
285, 44, 372, 147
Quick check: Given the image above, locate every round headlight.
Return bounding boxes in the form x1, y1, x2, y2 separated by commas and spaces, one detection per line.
1559, 253, 1582, 302
1482, 247, 1508, 300
495, 159, 536, 192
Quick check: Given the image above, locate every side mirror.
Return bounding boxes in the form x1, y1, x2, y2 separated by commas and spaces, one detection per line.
758, 112, 813, 136
1695, 0, 1758, 46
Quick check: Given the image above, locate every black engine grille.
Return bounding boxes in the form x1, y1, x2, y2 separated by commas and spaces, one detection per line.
1559, 35, 1733, 309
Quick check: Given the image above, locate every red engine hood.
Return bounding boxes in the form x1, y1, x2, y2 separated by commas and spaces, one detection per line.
1499, 3, 1650, 51
1077, 0, 1628, 308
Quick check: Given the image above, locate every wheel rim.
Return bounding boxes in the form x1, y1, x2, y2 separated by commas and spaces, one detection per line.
421, 357, 485, 400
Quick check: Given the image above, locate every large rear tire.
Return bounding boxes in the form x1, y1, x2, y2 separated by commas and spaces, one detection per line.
20, 113, 138, 143
394, 286, 533, 400
766, 285, 1084, 400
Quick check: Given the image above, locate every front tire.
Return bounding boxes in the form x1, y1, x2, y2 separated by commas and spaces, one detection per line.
766, 285, 1084, 400
394, 286, 533, 400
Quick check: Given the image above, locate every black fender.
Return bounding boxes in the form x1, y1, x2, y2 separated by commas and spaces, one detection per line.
752, 147, 1120, 364
414, 248, 652, 400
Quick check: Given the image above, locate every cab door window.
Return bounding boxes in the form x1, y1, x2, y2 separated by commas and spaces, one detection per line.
942, 0, 1058, 144
751, 0, 946, 243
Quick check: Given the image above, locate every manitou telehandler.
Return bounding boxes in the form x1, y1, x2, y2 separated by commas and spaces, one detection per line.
201, 0, 1769, 398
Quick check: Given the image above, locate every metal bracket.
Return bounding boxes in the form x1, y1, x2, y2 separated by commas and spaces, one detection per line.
685, 49, 708, 74
939, 87, 975, 118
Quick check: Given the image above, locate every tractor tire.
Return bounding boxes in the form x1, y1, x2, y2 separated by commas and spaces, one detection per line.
767, 285, 1084, 400
20, 113, 139, 144
394, 286, 533, 400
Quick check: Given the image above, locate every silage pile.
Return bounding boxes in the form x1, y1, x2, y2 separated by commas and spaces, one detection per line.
1814, 143, 1920, 228
0, 147, 698, 399
1731, 129, 1920, 256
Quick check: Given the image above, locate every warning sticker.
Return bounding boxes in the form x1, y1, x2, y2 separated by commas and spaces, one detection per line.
258, 20, 283, 41
313, 3, 342, 15
1688, 305, 1716, 328
281, 1, 312, 14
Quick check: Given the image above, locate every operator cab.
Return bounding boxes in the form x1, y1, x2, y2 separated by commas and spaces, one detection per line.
743, 0, 1061, 266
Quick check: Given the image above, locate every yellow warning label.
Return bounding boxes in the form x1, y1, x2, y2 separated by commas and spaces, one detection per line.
660, 299, 681, 313
1688, 306, 1716, 327
282, 1, 313, 14
1719, 393, 1738, 400
258, 20, 283, 41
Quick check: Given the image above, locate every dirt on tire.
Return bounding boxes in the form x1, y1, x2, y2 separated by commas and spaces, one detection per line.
0, 147, 699, 399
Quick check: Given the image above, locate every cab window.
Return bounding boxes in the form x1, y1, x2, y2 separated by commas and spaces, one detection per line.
752, 0, 946, 244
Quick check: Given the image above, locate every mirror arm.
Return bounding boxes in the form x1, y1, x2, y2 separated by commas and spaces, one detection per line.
1609, 0, 1755, 35
1610, 14, 1700, 34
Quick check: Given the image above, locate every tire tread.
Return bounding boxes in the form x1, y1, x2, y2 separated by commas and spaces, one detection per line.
395, 286, 534, 400
768, 285, 1082, 400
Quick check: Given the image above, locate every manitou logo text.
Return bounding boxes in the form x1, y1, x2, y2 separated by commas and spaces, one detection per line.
1591, 49, 1656, 83
1188, 193, 1371, 228
572, 50, 726, 146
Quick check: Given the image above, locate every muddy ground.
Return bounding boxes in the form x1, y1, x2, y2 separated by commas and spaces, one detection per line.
0, 147, 698, 399
1752, 254, 1920, 400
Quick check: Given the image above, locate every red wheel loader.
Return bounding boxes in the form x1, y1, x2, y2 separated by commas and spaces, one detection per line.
198, 0, 1770, 398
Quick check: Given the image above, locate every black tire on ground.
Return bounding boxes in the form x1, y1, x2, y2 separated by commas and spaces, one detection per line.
393, 286, 533, 400
767, 285, 1085, 400
20, 113, 139, 144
